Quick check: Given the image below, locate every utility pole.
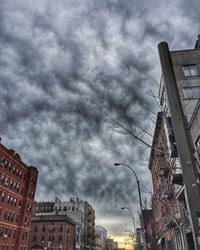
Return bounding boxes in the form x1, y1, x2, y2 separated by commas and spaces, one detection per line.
158, 42, 200, 250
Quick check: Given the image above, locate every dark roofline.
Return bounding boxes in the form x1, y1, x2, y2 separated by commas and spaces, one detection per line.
31, 215, 75, 225
170, 48, 199, 54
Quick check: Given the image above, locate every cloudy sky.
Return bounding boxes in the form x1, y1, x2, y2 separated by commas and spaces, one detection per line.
0, 0, 199, 245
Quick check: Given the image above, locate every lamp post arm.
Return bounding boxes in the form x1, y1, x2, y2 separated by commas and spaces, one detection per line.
120, 163, 139, 182
122, 207, 136, 235
118, 163, 143, 212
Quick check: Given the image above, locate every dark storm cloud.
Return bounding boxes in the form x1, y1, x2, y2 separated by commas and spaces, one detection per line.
0, 0, 199, 237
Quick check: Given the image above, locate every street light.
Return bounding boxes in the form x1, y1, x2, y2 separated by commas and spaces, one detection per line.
114, 163, 143, 213
121, 207, 136, 235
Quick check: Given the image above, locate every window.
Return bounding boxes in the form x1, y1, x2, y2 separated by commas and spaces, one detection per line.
8, 162, 12, 171
27, 203, 32, 212
16, 215, 19, 223
42, 225, 46, 232
13, 198, 17, 206
59, 224, 63, 232
24, 217, 28, 225
48, 235, 55, 242
183, 86, 200, 99
49, 223, 56, 232
19, 200, 22, 207
4, 177, 9, 186
7, 211, 11, 221
4, 210, 7, 220
10, 196, 13, 205
10, 212, 14, 222
13, 230, 16, 239
196, 136, 200, 157
13, 166, 16, 174
1, 192, 5, 202
1, 174, 5, 183
34, 225, 38, 232
183, 65, 198, 77
7, 195, 10, 204
25, 231, 28, 240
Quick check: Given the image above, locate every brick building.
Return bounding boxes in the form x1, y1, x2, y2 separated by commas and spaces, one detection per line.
28, 215, 76, 250
157, 36, 200, 249
149, 112, 176, 249
106, 239, 114, 250
0, 142, 38, 250
34, 197, 95, 250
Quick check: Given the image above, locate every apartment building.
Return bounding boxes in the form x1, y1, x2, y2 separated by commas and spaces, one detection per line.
28, 215, 75, 250
95, 226, 107, 250
0, 142, 38, 250
156, 36, 200, 249
34, 197, 95, 250
149, 112, 185, 249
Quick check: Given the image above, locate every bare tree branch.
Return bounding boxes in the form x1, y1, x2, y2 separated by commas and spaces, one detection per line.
106, 113, 168, 155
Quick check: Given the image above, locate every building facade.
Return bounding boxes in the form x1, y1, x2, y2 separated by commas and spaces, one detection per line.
95, 226, 107, 250
106, 239, 114, 250
28, 215, 75, 250
34, 197, 95, 250
148, 112, 185, 249
0, 142, 38, 250
156, 36, 200, 249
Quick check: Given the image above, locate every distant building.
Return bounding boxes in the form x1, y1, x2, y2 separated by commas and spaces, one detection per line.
135, 228, 142, 250
106, 238, 114, 250
95, 226, 107, 250
0, 142, 38, 250
94, 234, 101, 250
28, 215, 75, 250
35, 197, 95, 250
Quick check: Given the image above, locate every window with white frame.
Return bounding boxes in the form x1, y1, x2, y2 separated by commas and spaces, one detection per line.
183, 65, 198, 77
183, 86, 200, 98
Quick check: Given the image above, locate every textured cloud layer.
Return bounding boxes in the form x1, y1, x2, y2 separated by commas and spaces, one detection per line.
0, 0, 199, 238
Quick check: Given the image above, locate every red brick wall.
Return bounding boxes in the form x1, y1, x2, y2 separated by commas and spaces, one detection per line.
28, 219, 75, 250
149, 114, 173, 237
0, 143, 38, 250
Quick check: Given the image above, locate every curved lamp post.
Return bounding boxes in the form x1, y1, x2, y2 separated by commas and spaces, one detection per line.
114, 163, 143, 214
121, 207, 136, 235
